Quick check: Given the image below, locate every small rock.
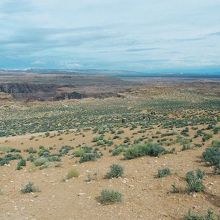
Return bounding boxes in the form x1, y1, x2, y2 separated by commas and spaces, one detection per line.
78, 193, 86, 196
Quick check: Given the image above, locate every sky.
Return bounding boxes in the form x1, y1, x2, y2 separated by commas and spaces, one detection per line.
0, 0, 220, 73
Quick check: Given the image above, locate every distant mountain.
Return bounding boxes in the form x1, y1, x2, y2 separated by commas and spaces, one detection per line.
0, 68, 220, 78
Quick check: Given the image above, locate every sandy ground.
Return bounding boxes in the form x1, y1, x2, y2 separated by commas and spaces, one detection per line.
0, 124, 219, 220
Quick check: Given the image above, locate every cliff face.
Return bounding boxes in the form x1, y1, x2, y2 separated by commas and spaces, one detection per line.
0, 83, 58, 101
0, 73, 136, 101
0, 83, 57, 94
0, 83, 121, 101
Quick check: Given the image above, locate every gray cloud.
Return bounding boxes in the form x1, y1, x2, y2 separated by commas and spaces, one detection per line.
0, 0, 220, 71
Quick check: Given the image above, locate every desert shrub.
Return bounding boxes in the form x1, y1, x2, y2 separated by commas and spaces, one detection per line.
96, 140, 105, 146
74, 147, 102, 163
203, 147, 220, 165
212, 140, 220, 148
181, 143, 191, 151
106, 140, 113, 146
27, 154, 37, 162
59, 145, 72, 155
186, 170, 205, 193
161, 131, 176, 137
79, 152, 100, 163
192, 126, 198, 130
99, 190, 122, 204
34, 157, 49, 166
21, 182, 39, 193
196, 130, 204, 137
0, 153, 22, 166
196, 169, 205, 179
202, 133, 213, 142
177, 137, 192, 146
133, 137, 143, 144
6, 148, 21, 153
202, 142, 220, 174
213, 126, 220, 134
0, 158, 9, 166
207, 124, 214, 130
92, 135, 104, 142
66, 169, 79, 179
124, 143, 166, 160
48, 155, 61, 162
157, 168, 171, 178
38, 146, 50, 157
112, 148, 119, 156
184, 209, 219, 220
16, 159, 26, 170
106, 164, 124, 179
25, 147, 37, 154
93, 135, 113, 146
194, 143, 202, 148
112, 145, 126, 156
74, 146, 93, 157
181, 127, 189, 136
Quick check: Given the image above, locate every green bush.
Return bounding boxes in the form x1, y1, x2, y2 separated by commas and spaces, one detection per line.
74, 146, 96, 157
194, 143, 202, 148
202, 142, 220, 174
157, 168, 171, 178
202, 133, 213, 142
181, 127, 189, 136
48, 155, 61, 162
66, 169, 79, 179
38, 146, 50, 157
6, 148, 21, 153
196, 169, 205, 179
0, 153, 22, 166
25, 147, 37, 154
74, 147, 101, 163
27, 154, 37, 162
34, 157, 49, 166
99, 190, 122, 204
16, 159, 26, 170
124, 143, 166, 160
186, 170, 205, 193
112, 146, 125, 156
21, 182, 39, 194
106, 164, 124, 179
79, 152, 99, 163
213, 126, 220, 134
184, 209, 218, 220
212, 140, 220, 148
92, 135, 104, 142
59, 145, 72, 155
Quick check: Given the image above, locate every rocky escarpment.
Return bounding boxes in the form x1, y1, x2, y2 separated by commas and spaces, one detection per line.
0, 73, 137, 101
0, 83, 123, 101
0, 83, 59, 101
0, 83, 57, 94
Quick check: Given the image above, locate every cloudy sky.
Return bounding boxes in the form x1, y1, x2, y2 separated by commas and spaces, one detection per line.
0, 0, 220, 72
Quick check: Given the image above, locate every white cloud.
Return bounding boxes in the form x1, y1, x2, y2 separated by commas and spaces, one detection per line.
0, 0, 220, 71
